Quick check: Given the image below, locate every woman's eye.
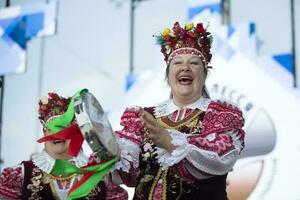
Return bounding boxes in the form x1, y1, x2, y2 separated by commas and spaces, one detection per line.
173, 61, 182, 65
190, 62, 199, 65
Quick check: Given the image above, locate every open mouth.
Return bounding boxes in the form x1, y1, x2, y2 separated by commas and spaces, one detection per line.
178, 75, 193, 85
53, 140, 65, 145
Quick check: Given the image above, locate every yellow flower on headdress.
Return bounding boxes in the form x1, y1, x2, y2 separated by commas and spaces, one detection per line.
185, 22, 194, 31
162, 28, 171, 37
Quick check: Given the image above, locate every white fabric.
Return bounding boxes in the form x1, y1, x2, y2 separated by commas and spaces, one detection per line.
156, 129, 242, 176
154, 96, 211, 118
32, 150, 88, 173
113, 137, 140, 173
31, 150, 55, 173
52, 178, 78, 200
156, 129, 189, 169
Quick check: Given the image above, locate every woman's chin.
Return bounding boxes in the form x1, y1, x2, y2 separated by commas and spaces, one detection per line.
176, 90, 198, 99
51, 151, 70, 159
46, 143, 69, 157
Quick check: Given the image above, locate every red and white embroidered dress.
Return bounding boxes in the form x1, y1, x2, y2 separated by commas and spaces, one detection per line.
113, 97, 245, 200
0, 150, 127, 200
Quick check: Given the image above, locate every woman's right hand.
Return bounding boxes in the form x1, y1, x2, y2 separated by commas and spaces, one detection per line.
139, 110, 175, 152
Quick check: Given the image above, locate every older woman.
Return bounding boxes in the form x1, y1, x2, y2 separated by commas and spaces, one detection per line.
0, 92, 127, 200
114, 22, 245, 200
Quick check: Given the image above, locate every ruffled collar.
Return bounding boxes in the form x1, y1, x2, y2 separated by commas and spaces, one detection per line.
154, 96, 211, 118
32, 150, 88, 173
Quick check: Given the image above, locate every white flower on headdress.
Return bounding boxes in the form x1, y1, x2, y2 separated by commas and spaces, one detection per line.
41, 96, 48, 104
166, 48, 172, 55
175, 43, 182, 49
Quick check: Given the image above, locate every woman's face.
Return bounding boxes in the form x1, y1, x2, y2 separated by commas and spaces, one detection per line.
44, 129, 71, 160
167, 54, 206, 104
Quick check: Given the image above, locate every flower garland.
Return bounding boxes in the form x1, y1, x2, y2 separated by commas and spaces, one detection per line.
154, 21, 213, 65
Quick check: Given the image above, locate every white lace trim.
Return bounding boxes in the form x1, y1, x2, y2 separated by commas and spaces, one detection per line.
185, 144, 239, 175
112, 137, 140, 173
154, 97, 211, 118
230, 131, 243, 152
32, 150, 88, 173
156, 129, 189, 169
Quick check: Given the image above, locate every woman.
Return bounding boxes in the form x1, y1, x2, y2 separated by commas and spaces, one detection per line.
114, 22, 245, 200
0, 92, 127, 200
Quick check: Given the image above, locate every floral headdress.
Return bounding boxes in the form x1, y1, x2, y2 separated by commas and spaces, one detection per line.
38, 92, 71, 124
155, 22, 213, 67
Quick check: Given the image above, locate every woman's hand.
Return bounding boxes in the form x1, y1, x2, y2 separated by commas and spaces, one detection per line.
140, 110, 175, 152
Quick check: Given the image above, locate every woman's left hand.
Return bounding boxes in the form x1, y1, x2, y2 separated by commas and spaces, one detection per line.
140, 110, 175, 152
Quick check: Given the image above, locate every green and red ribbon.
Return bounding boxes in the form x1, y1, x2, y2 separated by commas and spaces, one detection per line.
37, 124, 83, 156
51, 156, 118, 200
37, 88, 88, 157
37, 88, 118, 199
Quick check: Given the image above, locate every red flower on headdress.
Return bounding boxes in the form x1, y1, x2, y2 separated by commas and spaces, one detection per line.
166, 36, 176, 47
172, 22, 185, 38
185, 35, 194, 46
38, 92, 71, 123
195, 23, 205, 34
187, 31, 197, 38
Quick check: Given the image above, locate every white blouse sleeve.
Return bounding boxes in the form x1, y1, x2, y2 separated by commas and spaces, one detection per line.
156, 101, 245, 178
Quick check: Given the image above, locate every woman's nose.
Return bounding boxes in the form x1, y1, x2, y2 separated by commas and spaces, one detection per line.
180, 64, 190, 71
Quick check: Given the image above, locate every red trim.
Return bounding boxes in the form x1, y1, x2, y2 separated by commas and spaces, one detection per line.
67, 172, 94, 195
115, 131, 143, 146
67, 158, 115, 196
168, 47, 207, 65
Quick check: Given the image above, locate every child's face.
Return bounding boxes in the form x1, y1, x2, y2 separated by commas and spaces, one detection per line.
44, 129, 71, 160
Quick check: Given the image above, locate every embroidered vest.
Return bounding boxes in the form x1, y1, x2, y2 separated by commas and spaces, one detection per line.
21, 161, 107, 200
133, 107, 228, 200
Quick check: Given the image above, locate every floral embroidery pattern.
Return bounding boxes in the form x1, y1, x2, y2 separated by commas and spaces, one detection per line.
115, 107, 145, 146
27, 168, 43, 200
187, 100, 245, 156
0, 166, 23, 199
202, 100, 244, 135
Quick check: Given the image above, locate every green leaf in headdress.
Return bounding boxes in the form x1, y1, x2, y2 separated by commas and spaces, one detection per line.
155, 34, 166, 46
208, 34, 213, 45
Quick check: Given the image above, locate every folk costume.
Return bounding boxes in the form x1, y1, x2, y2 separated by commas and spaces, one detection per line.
0, 92, 127, 200
114, 22, 245, 200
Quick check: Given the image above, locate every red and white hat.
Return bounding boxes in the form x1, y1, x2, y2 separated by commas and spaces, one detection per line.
38, 92, 71, 125
154, 21, 213, 67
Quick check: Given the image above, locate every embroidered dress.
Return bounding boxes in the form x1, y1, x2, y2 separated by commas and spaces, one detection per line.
0, 150, 127, 200
115, 97, 245, 200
